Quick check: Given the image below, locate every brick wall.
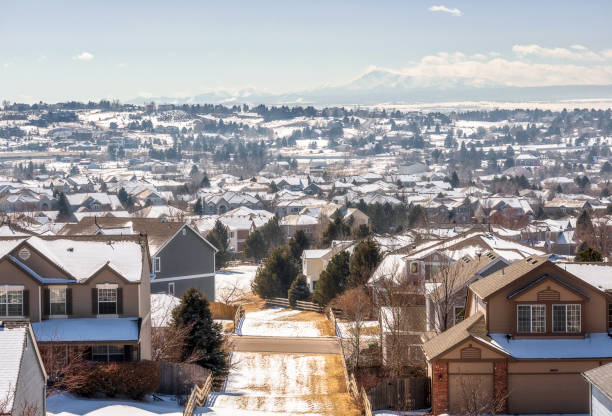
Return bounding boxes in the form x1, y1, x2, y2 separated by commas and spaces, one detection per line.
432, 361, 448, 415
493, 360, 508, 413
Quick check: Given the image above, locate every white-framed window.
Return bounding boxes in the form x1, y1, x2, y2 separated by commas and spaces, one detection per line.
92, 345, 124, 363
552, 304, 581, 333
0, 286, 23, 317
98, 288, 117, 315
50, 287, 66, 316
230, 232, 235, 238
153, 257, 161, 273
517, 304, 546, 333
410, 262, 419, 274
168, 282, 175, 296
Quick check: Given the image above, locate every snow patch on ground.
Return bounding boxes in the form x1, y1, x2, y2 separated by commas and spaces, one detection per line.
239, 307, 324, 337
215, 265, 258, 302
150, 293, 180, 328
336, 320, 379, 339
46, 393, 184, 416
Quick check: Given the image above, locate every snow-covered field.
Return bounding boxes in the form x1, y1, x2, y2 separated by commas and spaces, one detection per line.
215, 265, 258, 302
46, 393, 183, 416
205, 352, 355, 416
238, 307, 326, 337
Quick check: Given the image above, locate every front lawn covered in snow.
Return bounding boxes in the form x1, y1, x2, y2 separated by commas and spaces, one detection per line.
238, 307, 334, 337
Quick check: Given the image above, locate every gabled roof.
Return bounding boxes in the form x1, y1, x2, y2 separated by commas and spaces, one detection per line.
583, 362, 612, 401
423, 312, 506, 360
0, 327, 27, 412
469, 256, 547, 300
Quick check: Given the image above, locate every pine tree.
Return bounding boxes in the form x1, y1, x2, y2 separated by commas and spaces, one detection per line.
251, 246, 299, 298
575, 246, 603, 262
201, 174, 210, 188
207, 220, 230, 269
313, 251, 350, 306
57, 192, 72, 221
194, 199, 203, 215
288, 274, 310, 306
450, 171, 460, 189
348, 239, 381, 288
288, 230, 309, 261
244, 230, 266, 261
171, 288, 226, 374
260, 216, 285, 251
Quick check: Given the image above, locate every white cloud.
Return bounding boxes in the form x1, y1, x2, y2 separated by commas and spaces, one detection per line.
74, 52, 94, 61
360, 50, 612, 88
428, 5, 462, 16
512, 44, 605, 61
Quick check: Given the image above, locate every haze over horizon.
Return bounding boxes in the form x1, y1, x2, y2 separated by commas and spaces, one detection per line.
2, 0, 612, 104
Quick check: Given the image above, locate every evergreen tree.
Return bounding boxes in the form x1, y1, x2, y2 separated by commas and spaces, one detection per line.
556, 184, 563, 194
450, 171, 460, 189
288, 274, 310, 307
348, 239, 381, 288
244, 230, 266, 261
201, 173, 210, 188
313, 251, 350, 306
171, 288, 226, 374
269, 181, 279, 193
321, 216, 350, 246
251, 246, 299, 298
260, 216, 285, 251
288, 230, 309, 261
194, 198, 203, 215
207, 220, 230, 269
57, 192, 72, 221
575, 246, 603, 262
118, 187, 132, 208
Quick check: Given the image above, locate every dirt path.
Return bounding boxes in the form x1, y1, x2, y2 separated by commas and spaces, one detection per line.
206, 306, 360, 416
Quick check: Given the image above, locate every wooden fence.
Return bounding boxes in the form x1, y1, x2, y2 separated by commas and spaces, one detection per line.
183, 372, 213, 416
233, 304, 245, 334
366, 377, 428, 411
157, 362, 211, 395
265, 297, 322, 313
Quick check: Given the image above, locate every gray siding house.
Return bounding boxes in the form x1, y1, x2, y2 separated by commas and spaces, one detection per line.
149, 224, 217, 299
60, 217, 217, 300
0, 323, 47, 416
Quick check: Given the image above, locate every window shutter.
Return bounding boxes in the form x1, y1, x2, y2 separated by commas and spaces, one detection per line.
117, 288, 123, 315
92, 288, 98, 315
23, 290, 29, 316
43, 288, 50, 316
66, 288, 73, 315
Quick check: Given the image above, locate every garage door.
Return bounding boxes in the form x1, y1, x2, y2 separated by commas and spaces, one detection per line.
449, 374, 493, 414
508, 374, 588, 414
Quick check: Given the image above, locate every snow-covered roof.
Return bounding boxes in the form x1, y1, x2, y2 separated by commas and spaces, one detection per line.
0, 327, 26, 412
560, 263, 612, 292
25, 236, 144, 282
490, 333, 612, 359
32, 318, 140, 342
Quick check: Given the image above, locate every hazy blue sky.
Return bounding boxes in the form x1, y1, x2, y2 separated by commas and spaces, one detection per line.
1, 1, 612, 102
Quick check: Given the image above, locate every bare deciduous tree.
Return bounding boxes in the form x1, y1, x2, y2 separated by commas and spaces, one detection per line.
373, 264, 426, 378
330, 287, 372, 369
458, 375, 508, 416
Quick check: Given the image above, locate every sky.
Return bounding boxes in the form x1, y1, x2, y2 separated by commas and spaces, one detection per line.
1, 0, 612, 103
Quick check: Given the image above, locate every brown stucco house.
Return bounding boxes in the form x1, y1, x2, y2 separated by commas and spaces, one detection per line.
0, 235, 152, 364
423, 257, 612, 415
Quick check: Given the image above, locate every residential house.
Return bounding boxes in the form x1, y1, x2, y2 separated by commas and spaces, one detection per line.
60, 218, 217, 300
302, 242, 353, 292
424, 257, 612, 415
66, 193, 123, 212
0, 235, 152, 364
582, 362, 612, 416
544, 197, 592, 216
0, 323, 47, 416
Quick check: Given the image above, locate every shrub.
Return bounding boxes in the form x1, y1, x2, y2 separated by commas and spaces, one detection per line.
70, 361, 159, 400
